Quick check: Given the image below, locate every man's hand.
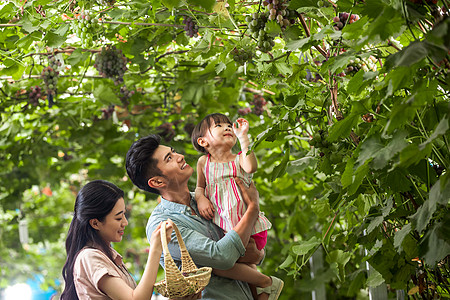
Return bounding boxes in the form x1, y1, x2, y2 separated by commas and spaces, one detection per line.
197, 195, 215, 220
237, 237, 265, 265
234, 178, 259, 210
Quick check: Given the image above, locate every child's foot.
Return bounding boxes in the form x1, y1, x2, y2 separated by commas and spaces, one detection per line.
256, 276, 284, 300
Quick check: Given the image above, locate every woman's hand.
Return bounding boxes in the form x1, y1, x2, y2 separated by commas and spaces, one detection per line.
150, 219, 174, 250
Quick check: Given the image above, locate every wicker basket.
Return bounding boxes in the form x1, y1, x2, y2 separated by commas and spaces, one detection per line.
154, 221, 212, 298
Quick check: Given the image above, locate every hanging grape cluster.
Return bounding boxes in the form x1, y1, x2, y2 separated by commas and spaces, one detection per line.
182, 17, 199, 38
28, 86, 42, 106
308, 128, 342, 164
238, 107, 252, 116
246, 13, 275, 52
263, 0, 298, 29
345, 56, 377, 75
41, 55, 61, 106
119, 85, 135, 106
73, 11, 100, 48
251, 94, 267, 115
101, 105, 115, 120
230, 47, 254, 65
94, 46, 128, 85
332, 12, 359, 31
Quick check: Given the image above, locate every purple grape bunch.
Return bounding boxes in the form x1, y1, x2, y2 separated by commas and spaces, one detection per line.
333, 12, 359, 31
94, 46, 128, 85
28, 85, 42, 106
182, 17, 199, 38
263, 0, 298, 29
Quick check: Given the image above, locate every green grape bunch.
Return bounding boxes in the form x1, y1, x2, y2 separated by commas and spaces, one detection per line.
246, 13, 275, 52
94, 46, 128, 85
73, 11, 101, 48
230, 47, 254, 65
41, 55, 61, 107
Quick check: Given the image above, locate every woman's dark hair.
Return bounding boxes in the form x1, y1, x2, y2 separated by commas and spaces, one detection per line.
126, 134, 164, 194
61, 180, 124, 300
191, 113, 232, 153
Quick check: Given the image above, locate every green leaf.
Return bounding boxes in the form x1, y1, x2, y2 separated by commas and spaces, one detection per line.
366, 269, 385, 288
328, 113, 359, 142
271, 144, 290, 181
215, 62, 226, 74
341, 157, 355, 188
285, 37, 311, 51
420, 221, 450, 266
419, 116, 449, 149
187, 0, 215, 11
348, 160, 369, 195
410, 179, 450, 233
292, 236, 321, 255
367, 216, 383, 234
326, 250, 351, 281
287, 156, 317, 174
161, 0, 181, 9
93, 84, 121, 105
279, 255, 294, 270
385, 41, 428, 69
43, 31, 67, 48
393, 223, 412, 250
66, 48, 90, 66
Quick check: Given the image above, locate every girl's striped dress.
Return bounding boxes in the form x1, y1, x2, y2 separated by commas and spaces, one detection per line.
203, 153, 271, 235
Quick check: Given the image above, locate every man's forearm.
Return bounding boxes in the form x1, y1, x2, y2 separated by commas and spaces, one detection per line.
233, 203, 259, 246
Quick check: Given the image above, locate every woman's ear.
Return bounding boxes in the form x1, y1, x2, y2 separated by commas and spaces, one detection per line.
148, 176, 166, 189
89, 218, 100, 230
197, 137, 208, 148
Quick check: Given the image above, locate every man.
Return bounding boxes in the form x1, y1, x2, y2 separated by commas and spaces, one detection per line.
126, 134, 269, 299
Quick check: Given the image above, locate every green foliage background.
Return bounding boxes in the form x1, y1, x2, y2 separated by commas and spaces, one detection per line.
0, 0, 449, 298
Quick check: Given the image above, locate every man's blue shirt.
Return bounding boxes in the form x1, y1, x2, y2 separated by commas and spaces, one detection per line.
146, 193, 253, 300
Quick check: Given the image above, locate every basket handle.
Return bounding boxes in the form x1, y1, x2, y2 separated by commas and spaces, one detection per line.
160, 220, 197, 274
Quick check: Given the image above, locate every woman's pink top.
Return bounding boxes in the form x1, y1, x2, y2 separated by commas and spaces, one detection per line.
73, 247, 136, 299
203, 153, 272, 235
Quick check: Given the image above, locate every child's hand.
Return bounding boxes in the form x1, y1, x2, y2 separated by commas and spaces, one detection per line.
233, 118, 250, 140
197, 195, 215, 220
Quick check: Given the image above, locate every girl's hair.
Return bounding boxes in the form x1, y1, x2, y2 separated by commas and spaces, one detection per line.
61, 180, 124, 300
191, 113, 232, 153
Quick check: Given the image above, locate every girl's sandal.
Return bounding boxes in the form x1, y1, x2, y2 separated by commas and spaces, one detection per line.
256, 276, 284, 300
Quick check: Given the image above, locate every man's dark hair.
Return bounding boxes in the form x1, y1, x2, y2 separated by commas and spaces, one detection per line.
126, 134, 164, 194
191, 113, 232, 153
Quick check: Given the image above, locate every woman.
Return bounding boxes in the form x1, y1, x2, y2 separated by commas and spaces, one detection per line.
61, 180, 174, 300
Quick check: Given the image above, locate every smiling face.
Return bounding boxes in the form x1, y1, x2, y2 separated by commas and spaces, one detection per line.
94, 197, 128, 244
200, 119, 237, 151
150, 145, 193, 189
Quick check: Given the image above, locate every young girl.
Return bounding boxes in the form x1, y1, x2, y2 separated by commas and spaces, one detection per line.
61, 180, 197, 300
191, 113, 283, 300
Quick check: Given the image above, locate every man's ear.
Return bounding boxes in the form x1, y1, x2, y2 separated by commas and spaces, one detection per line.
197, 137, 208, 148
148, 176, 166, 189
89, 218, 100, 230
